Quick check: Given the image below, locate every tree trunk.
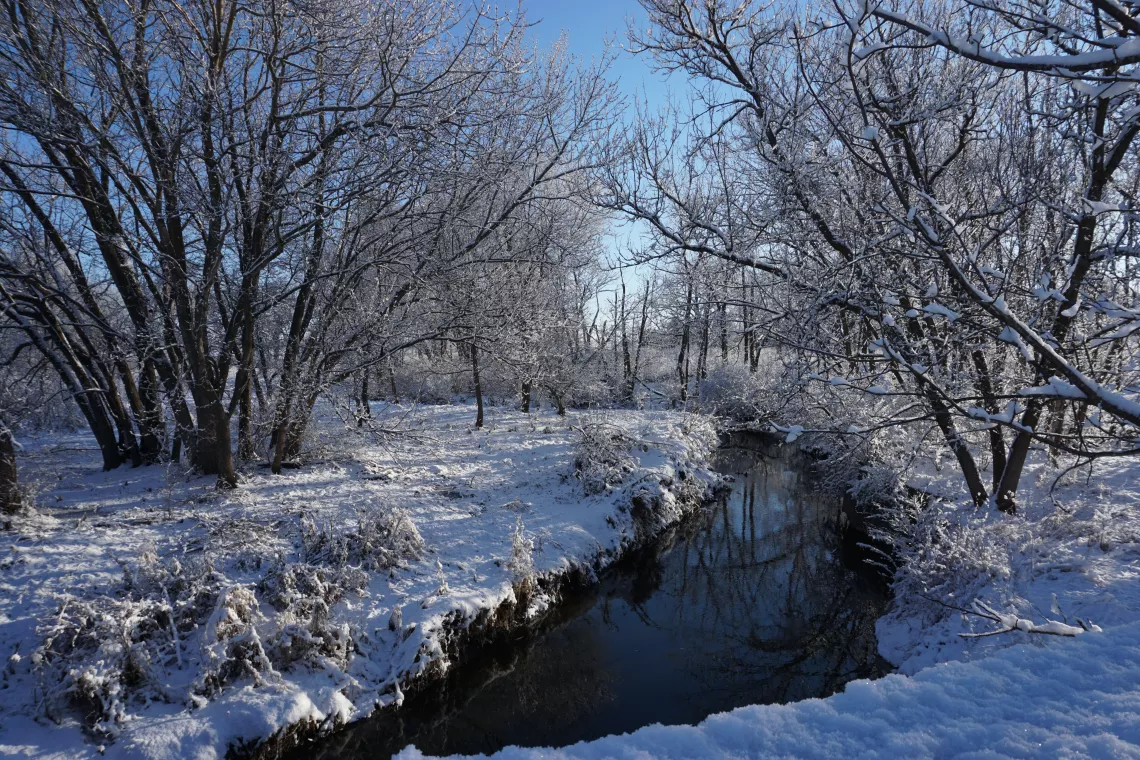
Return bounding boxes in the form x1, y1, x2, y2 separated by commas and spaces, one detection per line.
632, 280, 650, 399
697, 300, 710, 382
214, 402, 237, 489
971, 349, 1007, 494
389, 359, 399, 404
358, 370, 371, 427
741, 270, 750, 365
925, 386, 989, 508
0, 288, 123, 471
678, 281, 693, 402
119, 358, 163, 464
620, 281, 633, 401
236, 294, 257, 460
521, 380, 532, 412
195, 373, 237, 488
471, 338, 484, 428
0, 418, 20, 515
719, 300, 728, 364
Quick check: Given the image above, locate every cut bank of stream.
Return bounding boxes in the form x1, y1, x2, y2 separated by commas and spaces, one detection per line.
296, 435, 890, 759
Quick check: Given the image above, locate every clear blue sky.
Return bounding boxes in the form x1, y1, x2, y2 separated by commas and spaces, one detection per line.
521, 0, 675, 284
521, 0, 674, 111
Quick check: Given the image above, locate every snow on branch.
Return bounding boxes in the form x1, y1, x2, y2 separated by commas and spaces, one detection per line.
960, 599, 1100, 638
872, 8, 1140, 75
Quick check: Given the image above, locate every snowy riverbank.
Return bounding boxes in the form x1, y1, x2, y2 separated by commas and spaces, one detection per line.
0, 405, 719, 760
398, 618, 1140, 759
404, 451, 1140, 759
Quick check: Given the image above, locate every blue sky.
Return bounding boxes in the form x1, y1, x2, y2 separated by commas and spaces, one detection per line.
522, 0, 674, 112
520, 0, 675, 281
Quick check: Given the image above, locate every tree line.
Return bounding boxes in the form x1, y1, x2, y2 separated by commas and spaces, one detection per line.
601, 0, 1140, 512
2, 0, 1138, 518
0, 0, 614, 494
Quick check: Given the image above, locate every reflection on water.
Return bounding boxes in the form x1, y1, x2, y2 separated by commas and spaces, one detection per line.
299, 438, 889, 759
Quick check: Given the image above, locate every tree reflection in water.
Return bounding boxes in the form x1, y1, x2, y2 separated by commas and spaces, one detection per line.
299, 438, 888, 760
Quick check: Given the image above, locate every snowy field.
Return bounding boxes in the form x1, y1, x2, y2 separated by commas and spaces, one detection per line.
0, 405, 719, 760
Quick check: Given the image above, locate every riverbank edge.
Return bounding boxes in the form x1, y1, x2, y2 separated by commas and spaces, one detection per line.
232, 445, 727, 760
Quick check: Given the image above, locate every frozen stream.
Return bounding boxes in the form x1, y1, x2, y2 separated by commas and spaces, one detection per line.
296, 435, 889, 759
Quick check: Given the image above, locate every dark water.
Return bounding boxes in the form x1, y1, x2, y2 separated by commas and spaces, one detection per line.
298, 437, 889, 759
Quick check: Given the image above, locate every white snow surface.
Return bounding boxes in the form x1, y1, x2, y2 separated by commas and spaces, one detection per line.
0, 405, 719, 760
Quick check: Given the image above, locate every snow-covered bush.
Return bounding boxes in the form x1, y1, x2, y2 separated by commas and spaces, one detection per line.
874, 496, 1013, 616
300, 506, 424, 571
508, 517, 537, 601
695, 359, 784, 422
260, 561, 360, 670
37, 552, 222, 735
195, 585, 276, 698
573, 419, 640, 495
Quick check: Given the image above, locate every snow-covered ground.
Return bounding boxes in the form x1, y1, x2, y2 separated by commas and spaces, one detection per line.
400, 452, 1140, 760
0, 405, 719, 760
880, 454, 1140, 676
4, 403, 1138, 760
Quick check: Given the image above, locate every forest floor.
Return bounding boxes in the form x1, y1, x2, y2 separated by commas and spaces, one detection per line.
0, 404, 719, 760
405, 448, 1140, 759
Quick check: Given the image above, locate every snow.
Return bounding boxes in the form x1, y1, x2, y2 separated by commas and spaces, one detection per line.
922, 302, 958, 321
852, 42, 887, 60
1083, 199, 1125, 216
773, 424, 805, 443
396, 619, 1140, 760
1018, 376, 1087, 399
1061, 295, 1083, 318
1073, 80, 1137, 99
997, 326, 1034, 363
966, 400, 1021, 425
0, 404, 719, 760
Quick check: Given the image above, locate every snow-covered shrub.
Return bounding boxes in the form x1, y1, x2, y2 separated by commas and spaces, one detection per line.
843, 463, 904, 509
39, 597, 165, 736
508, 517, 537, 599
37, 552, 221, 735
695, 360, 784, 422
300, 506, 424, 571
874, 496, 1012, 625
184, 513, 279, 571
195, 585, 276, 697
573, 419, 640, 495
260, 561, 360, 670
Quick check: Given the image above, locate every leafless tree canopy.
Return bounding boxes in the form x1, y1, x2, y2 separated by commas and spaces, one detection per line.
1, 0, 1137, 515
